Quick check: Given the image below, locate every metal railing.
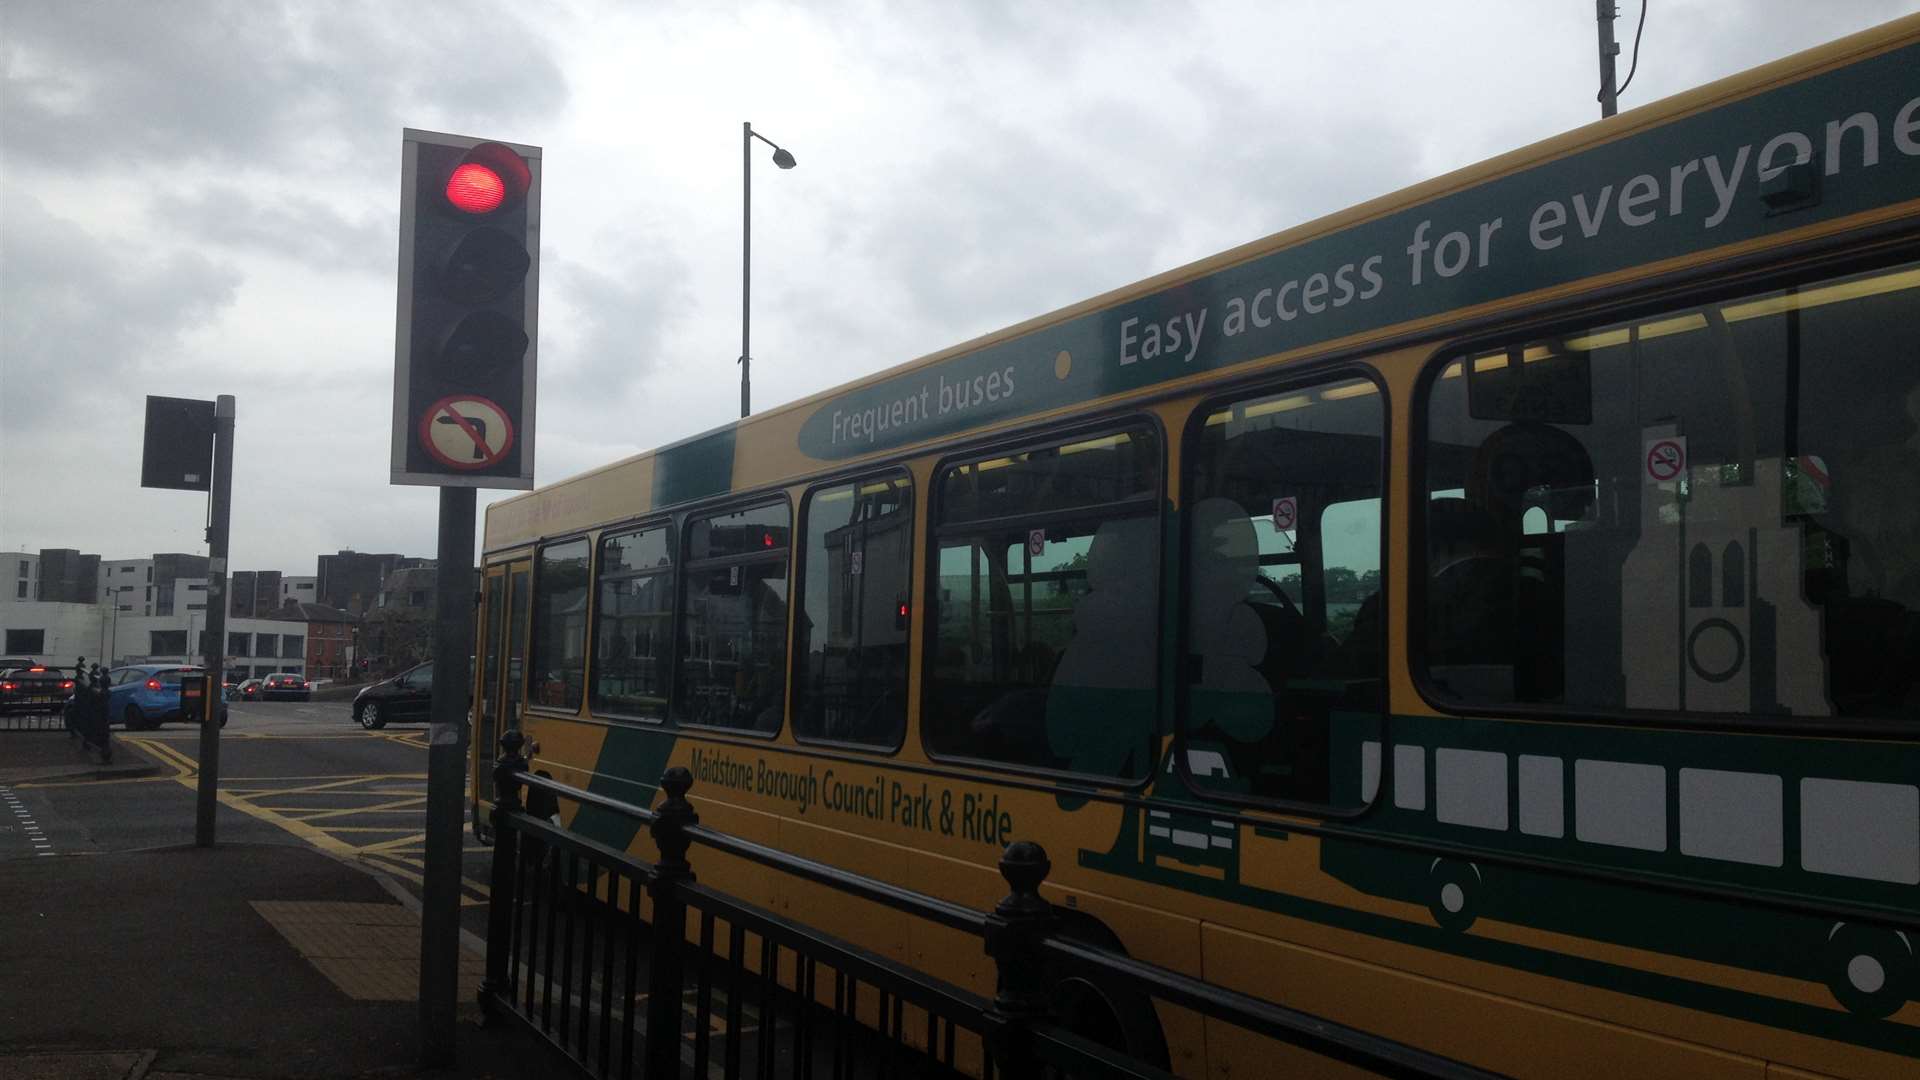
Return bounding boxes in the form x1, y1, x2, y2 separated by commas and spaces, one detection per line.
478, 732, 1509, 1080
1, 710, 68, 732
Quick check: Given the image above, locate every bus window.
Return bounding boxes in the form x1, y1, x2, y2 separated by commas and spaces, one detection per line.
592, 522, 674, 721
794, 474, 912, 747
507, 564, 530, 722
478, 571, 505, 754
529, 539, 590, 711
926, 427, 1160, 777
676, 501, 790, 733
1421, 260, 1920, 726
1183, 376, 1387, 806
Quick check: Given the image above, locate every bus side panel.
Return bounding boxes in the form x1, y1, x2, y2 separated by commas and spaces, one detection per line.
1199, 921, 1769, 1080
776, 813, 916, 969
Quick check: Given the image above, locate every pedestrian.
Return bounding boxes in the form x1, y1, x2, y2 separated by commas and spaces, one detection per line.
85, 664, 112, 764
66, 656, 86, 741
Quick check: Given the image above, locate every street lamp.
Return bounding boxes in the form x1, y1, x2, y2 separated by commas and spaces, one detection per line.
739, 121, 797, 419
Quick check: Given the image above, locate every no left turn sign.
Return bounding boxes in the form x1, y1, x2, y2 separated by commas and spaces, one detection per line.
419, 395, 515, 470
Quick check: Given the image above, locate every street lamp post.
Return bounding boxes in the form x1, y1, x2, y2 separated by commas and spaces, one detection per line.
740, 121, 797, 419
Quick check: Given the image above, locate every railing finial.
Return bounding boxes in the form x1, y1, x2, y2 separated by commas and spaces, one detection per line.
996, 840, 1051, 916
651, 766, 699, 877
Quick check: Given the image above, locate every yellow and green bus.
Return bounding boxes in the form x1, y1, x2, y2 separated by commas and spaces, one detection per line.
472, 15, 1920, 1078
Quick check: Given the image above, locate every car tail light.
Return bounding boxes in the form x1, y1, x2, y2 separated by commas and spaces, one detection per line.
146, 679, 162, 691
0, 681, 15, 692
61, 680, 74, 690
28, 666, 45, 672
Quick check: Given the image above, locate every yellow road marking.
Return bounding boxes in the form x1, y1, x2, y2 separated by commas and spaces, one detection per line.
118, 735, 489, 904
237, 775, 417, 797
284, 802, 426, 822
318, 826, 424, 834
224, 773, 428, 781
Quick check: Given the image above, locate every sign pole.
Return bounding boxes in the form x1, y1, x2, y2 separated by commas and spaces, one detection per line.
420, 485, 475, 1066
1595, 0, 1621, 118
196, 394, 234, 847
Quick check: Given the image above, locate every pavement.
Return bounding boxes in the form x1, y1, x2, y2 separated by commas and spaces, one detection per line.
0, 732, 560, 1080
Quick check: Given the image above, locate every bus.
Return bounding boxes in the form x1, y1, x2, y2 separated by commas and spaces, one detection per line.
470, 16, 1920, 1079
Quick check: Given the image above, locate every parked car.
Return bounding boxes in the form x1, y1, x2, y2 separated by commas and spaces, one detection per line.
352, 661, 433, 730
77, 664, 228, 730
261, 672, 311, 701
1, 665, 78, 715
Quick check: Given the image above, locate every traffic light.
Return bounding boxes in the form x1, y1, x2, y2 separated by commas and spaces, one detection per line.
392, 129, 541, 488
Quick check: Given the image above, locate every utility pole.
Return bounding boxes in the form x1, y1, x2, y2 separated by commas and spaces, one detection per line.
1596, 0, 1621, 118
419, 487, 475, 1064
196, 394, 234, 847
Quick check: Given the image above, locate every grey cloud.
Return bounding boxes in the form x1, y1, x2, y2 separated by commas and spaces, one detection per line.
2, 1, 568, 174
0, 187, 242, 433
151, 185, 392, 274
836, 120, 1175, 345
541, 245, 696, 403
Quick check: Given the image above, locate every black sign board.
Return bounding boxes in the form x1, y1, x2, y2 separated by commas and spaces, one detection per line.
141, 396, 216, 491
1466, 346, 1593, 426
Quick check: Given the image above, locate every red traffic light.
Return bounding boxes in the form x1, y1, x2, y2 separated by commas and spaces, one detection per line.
440, 142, 532, 216
446, 163, 506, 213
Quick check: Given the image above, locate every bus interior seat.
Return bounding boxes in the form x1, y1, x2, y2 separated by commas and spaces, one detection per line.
1045, 517, 1157, 775
1188, 498, 1276, 748
1426, 497, 1517, 700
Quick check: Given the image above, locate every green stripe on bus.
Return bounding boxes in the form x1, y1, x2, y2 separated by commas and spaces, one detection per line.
652, 428, 738, 511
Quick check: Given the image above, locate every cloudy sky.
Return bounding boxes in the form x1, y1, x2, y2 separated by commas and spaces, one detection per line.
3, 0, 1914, 576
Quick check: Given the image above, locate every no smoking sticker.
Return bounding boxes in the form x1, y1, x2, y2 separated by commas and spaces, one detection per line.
1644, 436, 1687, 484
420, 395, 515, 470
1271, 496, 1298, 531
1027, 528, 1047, 556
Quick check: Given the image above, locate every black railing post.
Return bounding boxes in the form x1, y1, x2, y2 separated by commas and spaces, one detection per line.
645, 766, 699, 1079
983, 840, 1055, 1080
479, 730, 529, 1021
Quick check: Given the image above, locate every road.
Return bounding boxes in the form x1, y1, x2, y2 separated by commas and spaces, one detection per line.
1, 698, 495, 938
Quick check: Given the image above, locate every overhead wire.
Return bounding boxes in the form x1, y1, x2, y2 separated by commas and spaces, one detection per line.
1616, 0, 1649, 99
1598, 1, 1651, 108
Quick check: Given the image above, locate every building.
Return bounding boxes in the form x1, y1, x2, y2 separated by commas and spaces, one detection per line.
98, 558, 155, 615
35, 548, 100, 604
274, 602, 360, 680
8, 553, 40, 603
317, 550, 428, 617
228, 570, 284, 618
280, 576, 318, 606
0, 601, 100, 662
2, 548, 403, 677
151, 553, 210, 617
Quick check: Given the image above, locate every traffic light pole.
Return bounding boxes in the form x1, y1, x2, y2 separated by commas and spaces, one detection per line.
195, 394, 234, 847
420, 485, 475, 1067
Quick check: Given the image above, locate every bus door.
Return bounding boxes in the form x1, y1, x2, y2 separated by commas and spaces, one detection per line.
476, 566, 508, 770
475, 559, 532, 772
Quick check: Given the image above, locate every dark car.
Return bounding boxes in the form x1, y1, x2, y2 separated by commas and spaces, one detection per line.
261, 672, 310, 701
1, 665, 78, 715
352, 661, 432, 730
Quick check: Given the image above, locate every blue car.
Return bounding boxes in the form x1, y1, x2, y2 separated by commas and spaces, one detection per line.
77, 665, 231, 731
